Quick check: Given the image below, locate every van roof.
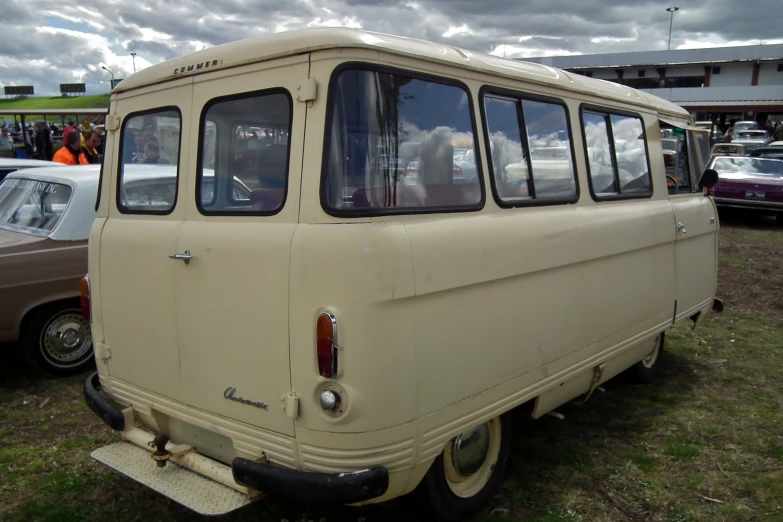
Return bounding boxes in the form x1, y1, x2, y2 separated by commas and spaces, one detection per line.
113, 27, 689, 119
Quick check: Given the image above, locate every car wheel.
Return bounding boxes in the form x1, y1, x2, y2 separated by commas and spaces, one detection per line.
22, 303, 94, 376
630, 332, 664, 383
422, 414, 511, 521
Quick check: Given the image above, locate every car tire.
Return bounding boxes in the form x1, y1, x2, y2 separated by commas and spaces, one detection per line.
421, 414, 511, 521
21, 302, 94, 376
630, 332, 664, 383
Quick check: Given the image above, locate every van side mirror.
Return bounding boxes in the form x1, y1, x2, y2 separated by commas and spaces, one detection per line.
699, 169, 719, 189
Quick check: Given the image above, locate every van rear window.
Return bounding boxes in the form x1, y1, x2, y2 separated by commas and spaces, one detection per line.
197, 90, 292, 215
322, 66, 483, 215
117, 108, 182, 214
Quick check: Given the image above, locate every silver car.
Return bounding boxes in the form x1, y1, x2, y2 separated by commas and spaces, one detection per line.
732, 130, 771, 151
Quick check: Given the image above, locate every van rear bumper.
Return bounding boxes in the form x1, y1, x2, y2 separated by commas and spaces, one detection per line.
84, 371, 125, 431
83, 371, 390, 504
233, 457, 389, 504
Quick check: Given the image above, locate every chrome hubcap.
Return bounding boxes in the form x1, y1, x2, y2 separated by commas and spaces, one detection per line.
41, 312, 92, 366
450, 423, 490, 478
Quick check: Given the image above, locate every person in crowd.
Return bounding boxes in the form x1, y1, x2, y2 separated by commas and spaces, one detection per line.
775, 123, 783, 142
95, 126, 106, 155
24, 129, 34, 156
80, 130, 102, 164
33, 122, 53, 160
62, 120, 77, 141
52, 131, 86, 165
0, 128, 14, 152
722, 128, 734, 143
142, 141, 164, 164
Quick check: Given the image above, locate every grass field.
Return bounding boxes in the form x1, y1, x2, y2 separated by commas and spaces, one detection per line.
0, 95, 110, 112
1, 209, 782, 522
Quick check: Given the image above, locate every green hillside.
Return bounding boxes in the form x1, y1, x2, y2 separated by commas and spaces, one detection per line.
0, 94, 110, 111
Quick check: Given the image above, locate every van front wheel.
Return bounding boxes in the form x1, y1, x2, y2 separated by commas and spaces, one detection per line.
423, 414, 511, 521
22, 303, 94, 376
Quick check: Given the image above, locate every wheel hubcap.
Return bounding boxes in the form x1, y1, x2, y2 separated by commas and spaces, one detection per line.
41, 312, 92, 366
443, 417, 502, 498
450, 424, 490, 478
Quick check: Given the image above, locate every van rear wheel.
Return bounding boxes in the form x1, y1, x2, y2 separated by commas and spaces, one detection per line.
422, 414, 511, 521
21, 303, 94, 376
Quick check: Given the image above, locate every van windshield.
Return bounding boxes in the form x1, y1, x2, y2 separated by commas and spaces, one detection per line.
322, 67, 482, 213
0, 177, 72, 236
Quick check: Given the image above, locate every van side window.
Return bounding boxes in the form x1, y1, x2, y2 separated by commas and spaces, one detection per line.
322, 66, 482, 215
117, 108, 182, 214
689, 130, 711, 191
661, 129, 691, 193
582, 109, 652, 199
483, 93, 577, 205
198, 90, 292, 215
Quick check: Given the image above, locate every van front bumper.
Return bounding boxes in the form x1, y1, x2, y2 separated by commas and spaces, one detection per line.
83, 371, 390, 504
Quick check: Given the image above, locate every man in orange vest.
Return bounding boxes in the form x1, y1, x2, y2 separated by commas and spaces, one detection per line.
52, 131, 87, 165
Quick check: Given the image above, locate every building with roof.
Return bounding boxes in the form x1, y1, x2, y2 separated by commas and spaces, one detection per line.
524, 44, 783, 130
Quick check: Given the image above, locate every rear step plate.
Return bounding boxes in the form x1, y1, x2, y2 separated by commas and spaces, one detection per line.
92, 442, 255, 516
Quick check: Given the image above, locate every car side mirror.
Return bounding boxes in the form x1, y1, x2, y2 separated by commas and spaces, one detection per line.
699, 169, 719, 189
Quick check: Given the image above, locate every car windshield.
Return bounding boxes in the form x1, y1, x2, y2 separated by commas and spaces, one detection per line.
0, 177, 73, 236
712, 157, 783, 176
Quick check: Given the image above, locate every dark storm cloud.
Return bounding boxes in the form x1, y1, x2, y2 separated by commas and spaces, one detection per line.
0, 0, 780, 94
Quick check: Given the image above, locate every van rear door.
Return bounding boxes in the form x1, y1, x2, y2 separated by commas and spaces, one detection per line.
173, 61, 308, 436
99, 86, 192, 401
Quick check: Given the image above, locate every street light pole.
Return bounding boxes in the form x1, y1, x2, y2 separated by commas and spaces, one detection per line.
130, 52, 137, 74
666, 6, 679, 51
101, 66, 115, 83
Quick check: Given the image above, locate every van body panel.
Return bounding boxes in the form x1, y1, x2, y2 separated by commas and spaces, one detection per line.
405, 200, 676, 415
99, 83, 193, 401
288, 223, 418, 433
670, 194, 719, 320
169, 61, 310, 437
175, 221, 297, 436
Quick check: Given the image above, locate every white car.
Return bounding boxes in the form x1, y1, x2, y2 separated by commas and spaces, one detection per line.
0, 158, 58, 184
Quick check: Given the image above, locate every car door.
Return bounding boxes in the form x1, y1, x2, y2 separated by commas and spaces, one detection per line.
173, 59, 308, 436
666, 124, 718, 321
98, 84, 192, 401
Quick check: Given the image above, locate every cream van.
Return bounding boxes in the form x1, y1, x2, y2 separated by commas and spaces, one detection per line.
82, 28, 721, 521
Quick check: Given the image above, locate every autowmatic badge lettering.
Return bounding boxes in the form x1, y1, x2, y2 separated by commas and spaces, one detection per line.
223, 387, 268, 410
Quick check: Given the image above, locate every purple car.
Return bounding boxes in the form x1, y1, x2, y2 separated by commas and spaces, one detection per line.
708, 156, 783, 223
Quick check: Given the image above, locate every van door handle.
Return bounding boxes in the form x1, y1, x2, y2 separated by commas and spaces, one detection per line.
169, 249, 192, 265
676, 222, 687, 233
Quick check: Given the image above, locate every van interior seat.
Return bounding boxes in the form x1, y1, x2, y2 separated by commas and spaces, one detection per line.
250, 188, 284, 211
352, 183, 478, 209
256, 144, 289, 189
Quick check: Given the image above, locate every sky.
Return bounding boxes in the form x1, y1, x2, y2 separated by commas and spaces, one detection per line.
1, 0, 781, 96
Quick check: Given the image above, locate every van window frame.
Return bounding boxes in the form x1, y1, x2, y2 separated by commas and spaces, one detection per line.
116, 105, 183, 216
196, 88, 293, 217
579, 103, 654, 202
479, 86, 580, 208
319, 61, 486, 218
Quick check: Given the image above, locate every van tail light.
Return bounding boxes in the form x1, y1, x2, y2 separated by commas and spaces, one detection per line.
316, 312, 338, 378
453, 165, 463, 175
80, 276, 91, 322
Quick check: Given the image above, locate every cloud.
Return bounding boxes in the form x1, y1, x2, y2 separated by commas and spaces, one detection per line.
0, 0, 780, 95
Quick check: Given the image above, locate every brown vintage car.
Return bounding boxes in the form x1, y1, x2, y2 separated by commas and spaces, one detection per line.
0, 165, 99, 375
